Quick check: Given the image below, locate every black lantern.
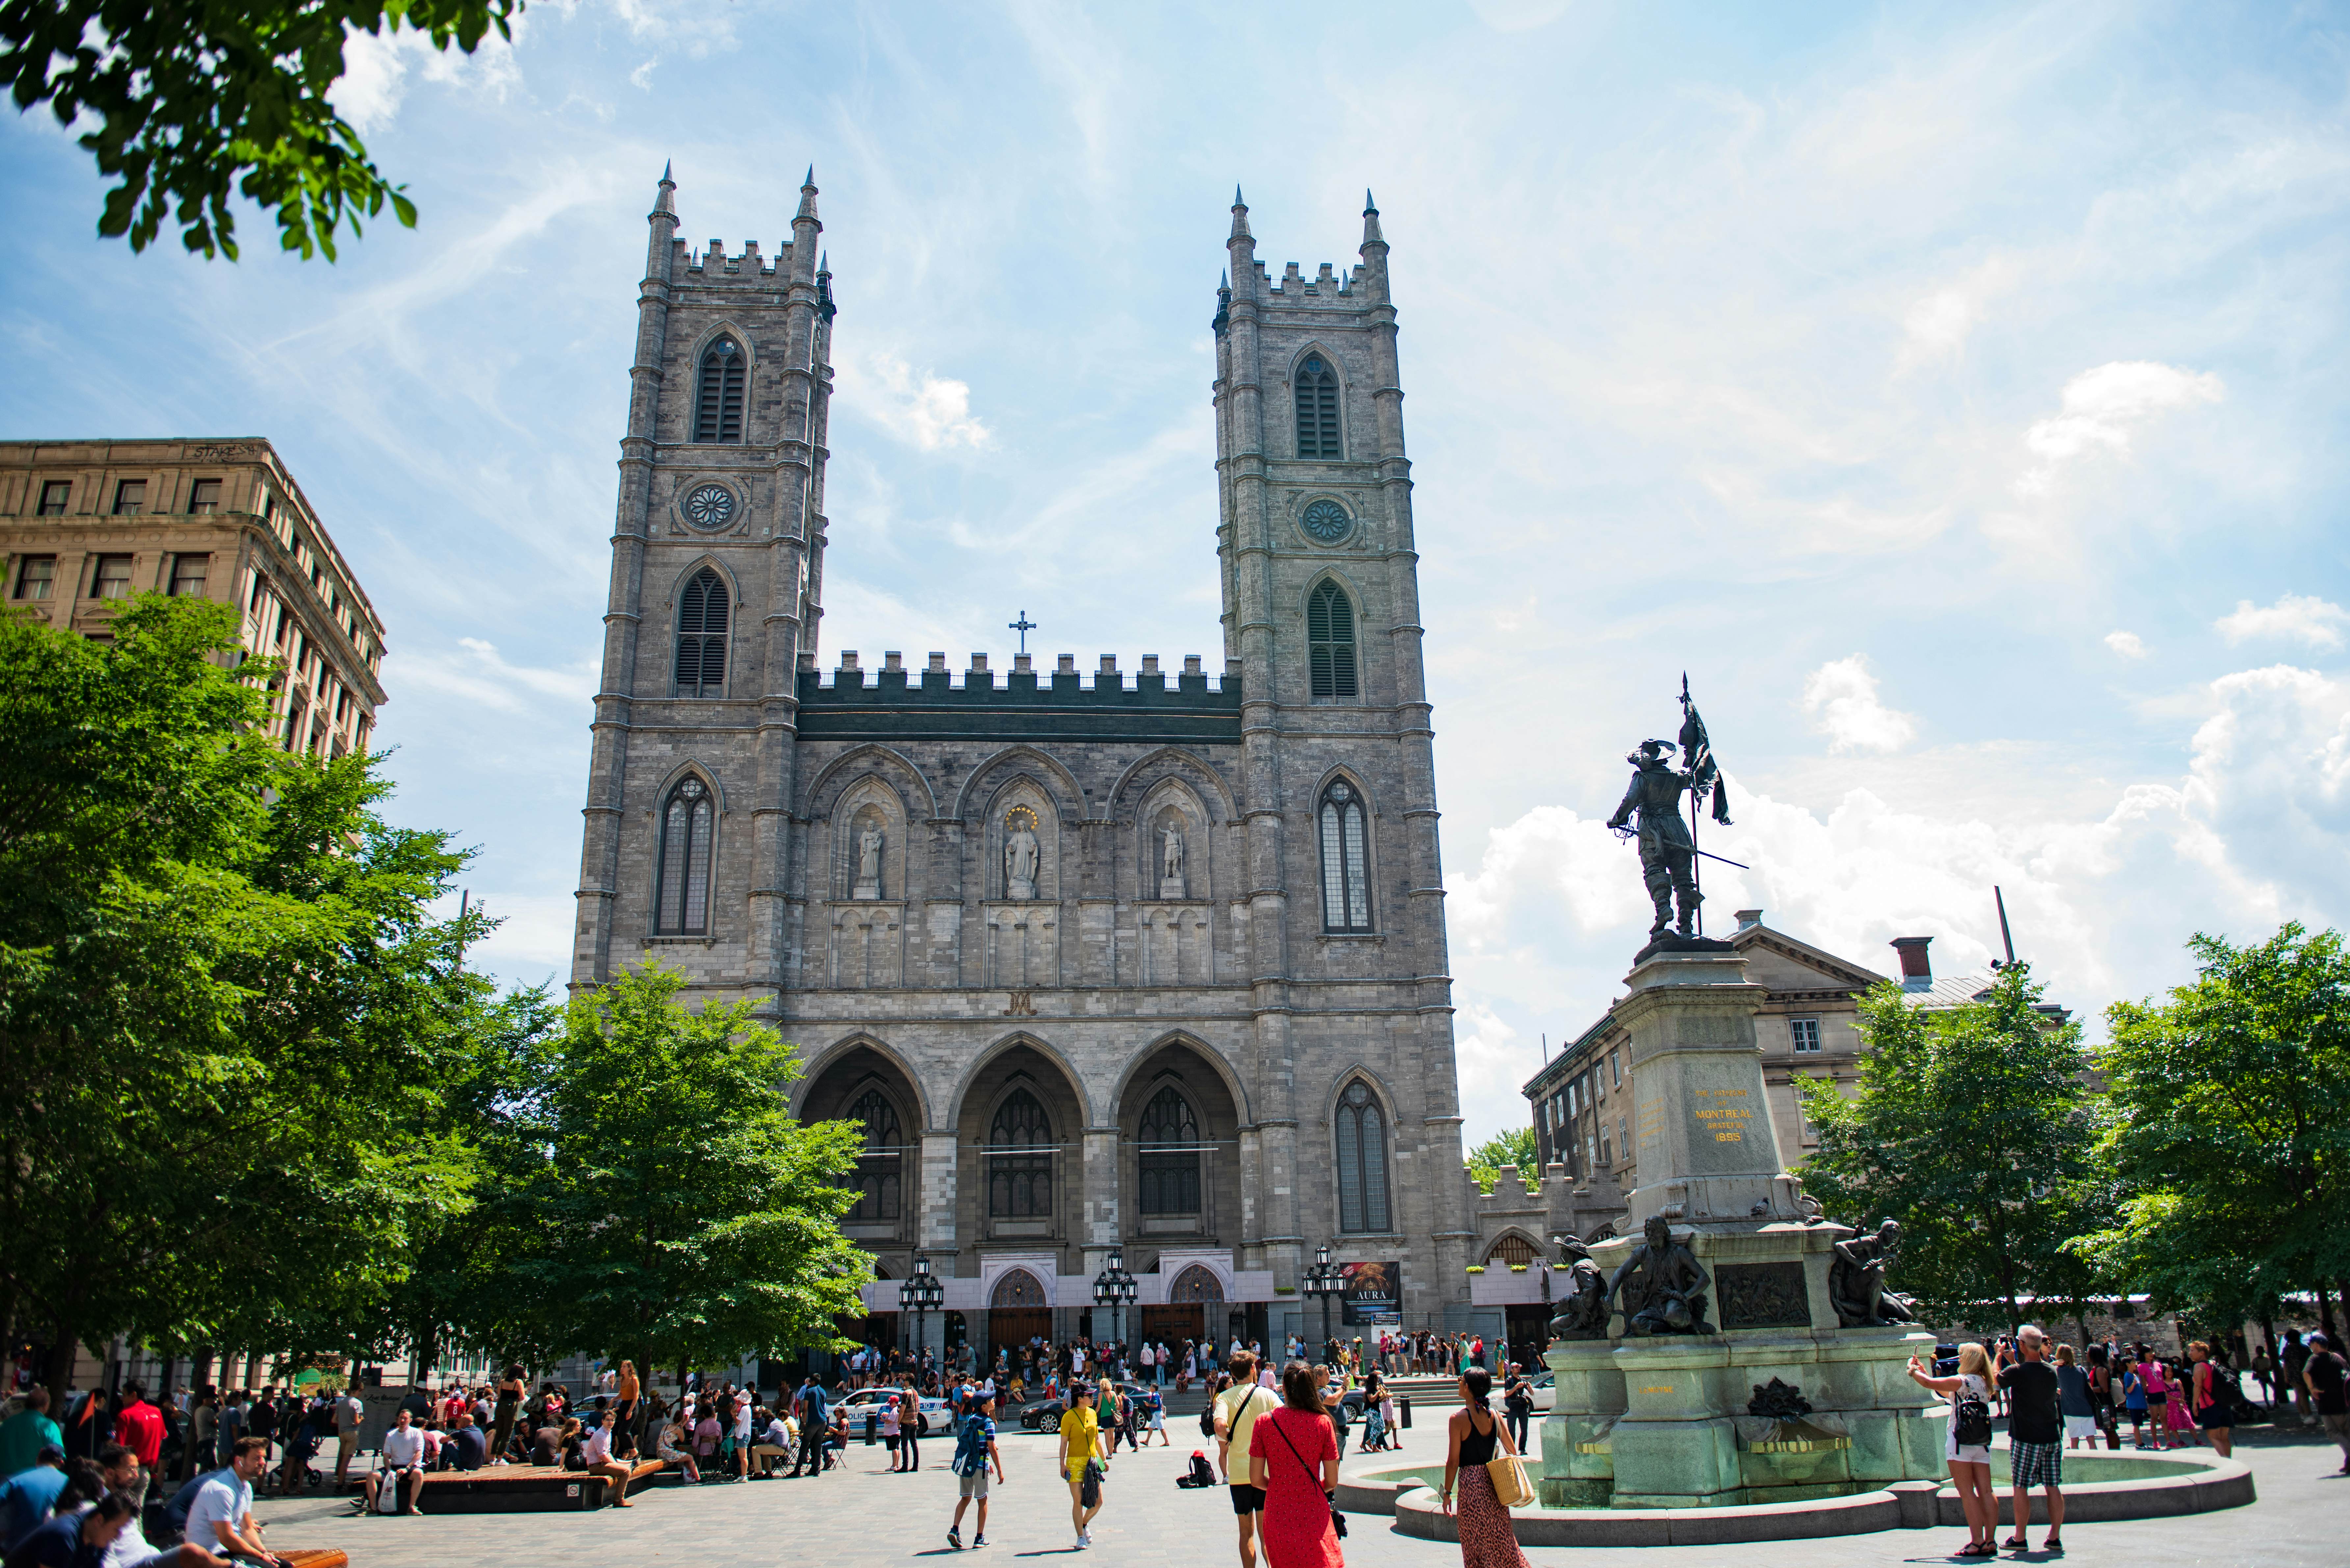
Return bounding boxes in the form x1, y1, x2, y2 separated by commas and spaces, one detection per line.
1301, 1243, 1346, 1358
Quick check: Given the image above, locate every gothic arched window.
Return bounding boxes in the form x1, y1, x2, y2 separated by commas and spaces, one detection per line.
845, 1088, 903, 1223
654, 776, 715, 934
1319, 779, 1371, 933
1334, 1079, 1392, 1233
694, 337, 746, 443
987, 1088, 1052, 1219
1137, 1087, 1201, 1216
674, 568, 729, 697
1307, 580, 1357, 700
1295, 355, 1340, 458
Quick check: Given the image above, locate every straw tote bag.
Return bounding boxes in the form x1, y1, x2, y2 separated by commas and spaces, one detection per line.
1484, 1416, 1535, 1508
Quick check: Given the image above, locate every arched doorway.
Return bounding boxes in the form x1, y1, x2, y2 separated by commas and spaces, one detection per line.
987, 1269, 1051, 1360
1142, 1263, 1224, 1348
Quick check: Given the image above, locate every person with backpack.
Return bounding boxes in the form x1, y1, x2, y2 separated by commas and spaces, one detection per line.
1907, 1342, 1998, 1557
946, 1394, 1004, 1550
1214, 1354, 1273, 1568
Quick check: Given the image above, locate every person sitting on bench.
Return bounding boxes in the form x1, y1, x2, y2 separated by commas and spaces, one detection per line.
580, 1410, 635, 1509
360, 1410, 426, 1517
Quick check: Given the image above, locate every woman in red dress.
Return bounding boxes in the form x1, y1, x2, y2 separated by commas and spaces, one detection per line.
1441, 1367, 1529, 1568
1248, 1361, 1345, 1568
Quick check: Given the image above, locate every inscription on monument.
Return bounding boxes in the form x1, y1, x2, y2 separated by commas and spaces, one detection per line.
1692, 1086, 1755, 1143
1715, 1261, 1811, 1329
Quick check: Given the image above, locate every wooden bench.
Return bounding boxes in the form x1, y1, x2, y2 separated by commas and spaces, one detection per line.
281, 1551, 350, 1568
408, 1460, 668, 1514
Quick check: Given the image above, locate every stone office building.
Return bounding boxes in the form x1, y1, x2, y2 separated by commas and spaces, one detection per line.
0, 437, 386, 757
568, 171, 1474, 1357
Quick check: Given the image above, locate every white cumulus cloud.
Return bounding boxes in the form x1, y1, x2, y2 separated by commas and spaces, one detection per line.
2214, 593, 2348, 651
2018, 360, 2225, 495
329, 23, 521, 135
2104, 630, 2149, 658
1802, 655, 1918, 754
841, 352, 990, 451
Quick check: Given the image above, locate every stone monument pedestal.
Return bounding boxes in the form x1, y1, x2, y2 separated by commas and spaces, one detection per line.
852, 877, 881, 901
1159, 877, 1186, 900
1537, 949, 1945, 1508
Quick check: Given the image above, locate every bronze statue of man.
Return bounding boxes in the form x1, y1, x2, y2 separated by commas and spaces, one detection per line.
1607, 740, 1701, 937
1548, 1235, 1611, 1341
1829, 1219, 1918, 1328
1607, 1215, 1713, 1335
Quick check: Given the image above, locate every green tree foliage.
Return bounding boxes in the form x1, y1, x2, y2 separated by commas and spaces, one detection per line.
1798, 965, 2104, 1330
1, 0, 521, 259
2088, 925, 2350, 1328
1467, 1126, 1541, 1193
513, 963, 872, 1377
0, 595, 491, 1394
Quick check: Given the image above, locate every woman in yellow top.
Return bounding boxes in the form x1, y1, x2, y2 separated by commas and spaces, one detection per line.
1059, 1382, 1107, 1548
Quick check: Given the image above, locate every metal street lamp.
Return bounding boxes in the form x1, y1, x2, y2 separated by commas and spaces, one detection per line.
1092, 1247, 1138, 1362
1301, 1244, 1345, 1359
901, 1251, 943, 1368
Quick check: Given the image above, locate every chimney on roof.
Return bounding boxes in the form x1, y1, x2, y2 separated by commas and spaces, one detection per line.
1890, 936, 1933, 991
1735, 909, 1763, 931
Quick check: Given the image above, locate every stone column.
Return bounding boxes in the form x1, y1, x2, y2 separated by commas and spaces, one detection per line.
1081, 1128, 1120, 1249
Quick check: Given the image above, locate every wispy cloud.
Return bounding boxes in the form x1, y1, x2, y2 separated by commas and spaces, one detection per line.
837, 351, 990, 451
2104, 630, 2149, 659
1802, 656, 1918, 754
2214, 593, 2348, 651
2019, 361, 2226, 495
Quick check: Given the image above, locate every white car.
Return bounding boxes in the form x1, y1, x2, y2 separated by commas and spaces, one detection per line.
834, 1388, 954, 1436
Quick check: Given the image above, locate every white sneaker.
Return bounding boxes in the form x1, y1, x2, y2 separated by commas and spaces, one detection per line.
1074, 1534, 1088, 1551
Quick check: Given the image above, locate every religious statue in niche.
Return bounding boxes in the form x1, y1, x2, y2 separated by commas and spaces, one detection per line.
1005, 806, 1041, 901
853, 822, 884, 901
1547, 1234, 1612, 1341
1158, 815, 1186, 900
1606, 1214, 1714, 1335
1828, 1219, 1918, 1328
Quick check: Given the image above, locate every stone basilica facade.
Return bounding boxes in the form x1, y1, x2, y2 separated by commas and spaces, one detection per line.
570, 169, 1473, 1356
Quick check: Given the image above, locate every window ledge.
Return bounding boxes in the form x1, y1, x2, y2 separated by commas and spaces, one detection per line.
641, 935, 721, 947
1318, 932, 1384, 942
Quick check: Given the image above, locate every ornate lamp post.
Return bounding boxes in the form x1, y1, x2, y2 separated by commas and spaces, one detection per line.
1302, 1244, 1345, 1360
901, 1251, 943, 1366
1092, 1247, 1138, 1365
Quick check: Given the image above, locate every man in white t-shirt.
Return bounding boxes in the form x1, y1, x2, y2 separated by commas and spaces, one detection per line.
362, 1408, 427, 1516
187, 1439, 283, 1567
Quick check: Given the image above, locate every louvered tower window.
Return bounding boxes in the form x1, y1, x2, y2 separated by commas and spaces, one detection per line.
987, 1088, 1053, 1219
674, 568, 729, 696
1307, 580, 1357, 700
1335, 1080, 1391, 1233
1319, 779, 1372, 933
1295, 356, 1340, 458
654, 776, 715, 934
694, 337, 746, 442
845, 1088, 903, 1222
1137, 1087, 1201, 1216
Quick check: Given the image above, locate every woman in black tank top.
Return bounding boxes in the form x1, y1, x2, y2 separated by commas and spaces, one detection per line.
1440, 1367, 1529, 1568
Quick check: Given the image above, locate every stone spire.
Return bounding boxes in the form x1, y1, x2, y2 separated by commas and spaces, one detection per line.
1358, 186, 1389, 302
1362, 188, 1383, 247
796, 165, 820, 224
1230, 184, 1251, 241
1212, 268, 1231, 337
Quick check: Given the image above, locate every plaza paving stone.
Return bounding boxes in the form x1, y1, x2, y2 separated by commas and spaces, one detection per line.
250, 1422, 2342, 1566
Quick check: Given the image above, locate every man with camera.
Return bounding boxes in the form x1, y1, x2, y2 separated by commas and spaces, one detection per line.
1996, 1327, 2065, 1554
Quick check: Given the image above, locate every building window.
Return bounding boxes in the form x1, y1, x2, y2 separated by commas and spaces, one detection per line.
1609, 1049, 1621, 1087
987, 1089, 1053, 1219
1334, 1079, 1391, 1233
1294, 355, 1340, 458
694, 337, 746, 442
844, 1088, 903, 1222
1600, 1122, 1612, 1166
187, 479, 222, 514
169, 554, 209, 597
91, 555, 133, 599
1306, 580, 1358, 699
1791, 1017, 1821, 1053
37, 481, 69, 516
674, 567, 729, 696
111, 480, 145, 515
1137, 1087, 1201, 1216
1318, 779, 1372, 932
653, 776, 715, 934
1485, 1235, 1538, 1268
13, 556, 54, 600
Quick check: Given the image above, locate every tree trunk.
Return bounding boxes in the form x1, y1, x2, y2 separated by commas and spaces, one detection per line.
43, 1309, 74, 1407
2318, 1279, 2338, 1342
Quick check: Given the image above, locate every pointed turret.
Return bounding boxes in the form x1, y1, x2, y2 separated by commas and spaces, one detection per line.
796, 166, 820, 225
653, 161, 677, 217
645, 161, 679, 280
1362, 188, 1384, 246
1212, 268, 1232, 338
1230, 184, 1251, 241
817, 249, 836, 323
1358, 185, 1389, 302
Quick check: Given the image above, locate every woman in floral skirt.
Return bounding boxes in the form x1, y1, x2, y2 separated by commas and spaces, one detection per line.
1440, 1367, 1529, 1568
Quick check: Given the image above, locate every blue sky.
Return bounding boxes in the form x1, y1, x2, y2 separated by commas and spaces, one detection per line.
5, 1, 2348, 1145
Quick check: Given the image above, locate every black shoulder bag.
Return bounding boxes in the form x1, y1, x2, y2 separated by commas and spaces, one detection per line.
1267, 1410, 1348, 1540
